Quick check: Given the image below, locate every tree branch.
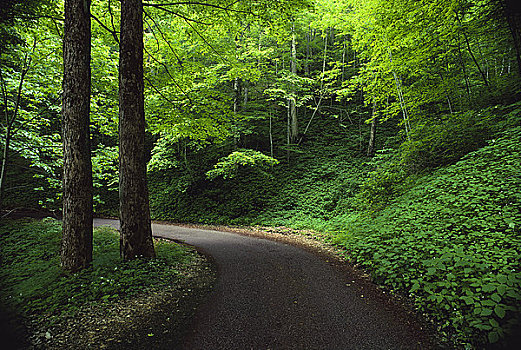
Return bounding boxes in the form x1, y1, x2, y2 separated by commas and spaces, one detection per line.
143, 45, 192, 102
143, 9, 183, 64
143, 4, 210, 25
91, 13, 120, 44
143, 1, 248, 14
144, 74, 184, 109
182, 17, 226, 62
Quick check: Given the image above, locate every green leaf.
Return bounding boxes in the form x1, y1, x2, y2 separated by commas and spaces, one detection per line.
481, 308, 493, 316
496, 275, 507, 284
482, 284, 496, 292
488, 331, 500, 343
494, 305, 506, 319
481, 299, 497, 307
426, 267, 437, 275
491, 293, 501, 303
497, 284, 507, 295
461, 296, 474, 305
489, 318, 499, 328
410, 282, 420, 292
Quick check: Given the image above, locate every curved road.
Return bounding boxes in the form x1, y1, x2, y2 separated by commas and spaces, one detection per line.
94, 218, 433, 350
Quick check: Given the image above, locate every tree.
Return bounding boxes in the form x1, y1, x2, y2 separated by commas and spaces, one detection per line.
289, 22, 298, 144
61, 0, 93, 272
0, 42, 33, 210
119, 0, 155, 260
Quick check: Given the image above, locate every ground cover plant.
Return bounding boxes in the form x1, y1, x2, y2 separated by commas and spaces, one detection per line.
0, 218, 199, 346
329, 127, 521, 347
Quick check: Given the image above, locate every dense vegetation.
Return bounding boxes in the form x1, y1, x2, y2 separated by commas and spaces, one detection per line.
2, 0, 520, 348
0, 219, 200, 346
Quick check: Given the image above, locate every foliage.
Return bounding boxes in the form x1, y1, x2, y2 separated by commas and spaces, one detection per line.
333, 126, 521, 347
206, 149, 279, 180
0, 219, 195, 317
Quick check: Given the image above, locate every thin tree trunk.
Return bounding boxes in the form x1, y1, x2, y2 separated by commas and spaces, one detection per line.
305, 26, 310, 76
243, 86, 248, 107
457, 37, 471, 97
367, 102, 377, 157
387, 47, 411, 140
455, 11, 489, 87
463, 31, 489, 86
269, 109, 273, 159
0, 131, 11, 210
341, 38, 346, 83
119, 0, 155, 260
61, 0, 93, 272
233, 78, 239, 114
289, 23, 298, 144
0, 61, 29, 210
502, 1, 521, 77
301, 33, 328, 140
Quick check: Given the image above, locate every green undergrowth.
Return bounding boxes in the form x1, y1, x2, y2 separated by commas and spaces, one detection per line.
145, 107, 521, 348
332, 127, 521, 347
0, 218, 195, 319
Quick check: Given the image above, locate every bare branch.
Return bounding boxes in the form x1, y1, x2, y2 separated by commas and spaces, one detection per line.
0, 69, 9, 128
143, 9, 183, 64
143, 16, 161, 53
144, 4, 210, 25
91, 13, 120, 44
144, 74, 182, 108
182, 17, 226, 62
143, 1, 249, 14
19, 15, 64, 21
108, 0, 118, 39
143, 45, 193, 104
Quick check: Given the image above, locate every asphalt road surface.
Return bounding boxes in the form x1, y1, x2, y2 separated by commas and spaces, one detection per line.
94, 218, 433, 350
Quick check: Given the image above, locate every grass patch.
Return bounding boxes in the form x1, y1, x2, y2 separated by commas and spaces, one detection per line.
0, 218, 195, 319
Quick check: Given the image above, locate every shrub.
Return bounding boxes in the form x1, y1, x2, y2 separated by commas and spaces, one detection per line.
334, 126, 521, 347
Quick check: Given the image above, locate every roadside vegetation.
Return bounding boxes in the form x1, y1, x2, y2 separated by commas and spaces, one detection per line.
0, 218, 208, 347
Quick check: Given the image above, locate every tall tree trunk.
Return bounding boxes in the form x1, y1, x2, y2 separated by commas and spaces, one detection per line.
233, 78, 239, 114
61, 0, 93, 272
367, 102, 377, 157
289, 24, 298, 144
455, 11, 490, 87
119, 0, 155, 260
457, 37, 472, 98
0, 129, 11, 211
305, 26, 310, 76
301, 33, 328, 140
502, 0, 521, 77
387, 47, 411, 140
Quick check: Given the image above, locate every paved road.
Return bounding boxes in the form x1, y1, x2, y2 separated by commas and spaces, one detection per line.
94, 218, 433, 350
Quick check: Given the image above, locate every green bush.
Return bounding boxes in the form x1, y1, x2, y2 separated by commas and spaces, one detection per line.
333, 126, 521, 347
399, 110, 498, 171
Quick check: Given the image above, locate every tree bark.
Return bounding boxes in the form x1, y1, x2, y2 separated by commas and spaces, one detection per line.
501, 0, 521, 77
61, 0, 93, 272
289, 25, 298, 144
119, 0, 155, 260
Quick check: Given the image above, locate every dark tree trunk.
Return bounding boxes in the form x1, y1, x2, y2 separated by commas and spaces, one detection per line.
119, 0, 155, 260
502, 0, 521, 77
61, 0, 93, 272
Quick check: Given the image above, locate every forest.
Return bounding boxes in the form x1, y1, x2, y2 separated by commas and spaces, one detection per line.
1, 0, 520, 348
